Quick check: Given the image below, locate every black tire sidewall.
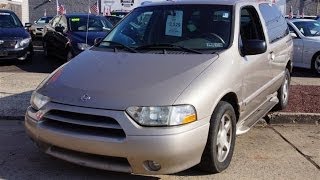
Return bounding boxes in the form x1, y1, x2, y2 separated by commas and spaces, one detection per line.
276, 68, 290, 110
200, 101, 236, 173
312, 56, 320, 75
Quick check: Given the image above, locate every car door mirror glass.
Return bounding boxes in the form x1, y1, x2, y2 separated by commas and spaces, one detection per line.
290, 32, 298, 38
242, 40, 267, 56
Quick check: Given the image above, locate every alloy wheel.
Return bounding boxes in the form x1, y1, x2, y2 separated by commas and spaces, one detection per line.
216, 113, 233, 162
282, 75, 289, 104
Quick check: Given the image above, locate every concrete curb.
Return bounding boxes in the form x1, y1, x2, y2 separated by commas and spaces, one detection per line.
267, 112, 320, 125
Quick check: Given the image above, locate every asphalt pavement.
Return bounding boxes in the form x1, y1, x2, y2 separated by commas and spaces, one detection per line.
0, 121, 319, 180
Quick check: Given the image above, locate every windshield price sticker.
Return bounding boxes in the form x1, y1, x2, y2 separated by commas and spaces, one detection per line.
165, 11, 183, 37
71, 18, 80, 22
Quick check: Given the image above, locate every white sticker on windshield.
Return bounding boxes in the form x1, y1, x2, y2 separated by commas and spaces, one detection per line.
165, 11, 183, 37
223, 13, 229, 18
206, 43, 224, 48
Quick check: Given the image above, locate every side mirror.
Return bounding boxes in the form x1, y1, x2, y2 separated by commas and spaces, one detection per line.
25, 23, 32, 28
34, 21, 37, 24
94, 37, 103, 45
55, 26, 65, 33
242, 40, 267, 56
290, 32, 298, 38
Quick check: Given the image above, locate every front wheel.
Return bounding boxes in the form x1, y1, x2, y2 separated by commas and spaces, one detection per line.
199, 101, 236, 173
312, 54, 320, 75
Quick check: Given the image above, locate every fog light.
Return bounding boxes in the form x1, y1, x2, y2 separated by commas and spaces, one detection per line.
144, 160, 161, 171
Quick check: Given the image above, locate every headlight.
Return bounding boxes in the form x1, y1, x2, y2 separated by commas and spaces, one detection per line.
77, 43, 90, 51
30, 92, 50, 110
126, 105, 197, 126
15, 38, 31, 48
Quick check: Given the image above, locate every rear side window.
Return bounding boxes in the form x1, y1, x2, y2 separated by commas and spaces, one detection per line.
259, 3, 288, 43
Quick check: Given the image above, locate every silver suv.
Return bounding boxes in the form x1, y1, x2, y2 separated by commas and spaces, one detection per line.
25, 0, 293, 175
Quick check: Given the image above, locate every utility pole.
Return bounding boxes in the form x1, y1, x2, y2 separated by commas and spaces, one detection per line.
299, 0, 304, 14
317, 0, 320, 15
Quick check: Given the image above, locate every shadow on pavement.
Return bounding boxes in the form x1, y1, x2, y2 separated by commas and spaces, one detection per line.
292, 67, 319, 78
0, 91, 33, 119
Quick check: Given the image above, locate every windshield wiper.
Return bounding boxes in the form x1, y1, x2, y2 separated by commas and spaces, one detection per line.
99, 40, 138, 53
135, 43, 203, 54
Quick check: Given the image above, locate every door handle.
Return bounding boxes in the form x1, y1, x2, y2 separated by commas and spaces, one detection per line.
269, 51, 275, 61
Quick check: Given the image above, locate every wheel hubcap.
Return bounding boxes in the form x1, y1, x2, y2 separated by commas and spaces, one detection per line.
315, 56, 320, 74
216, 114, 232, 162
282, 76, 289, 103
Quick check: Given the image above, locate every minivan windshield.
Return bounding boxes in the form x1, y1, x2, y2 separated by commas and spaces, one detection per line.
293, 21, 320, 37
0, 12, 23, 28
100, 5, 233, 53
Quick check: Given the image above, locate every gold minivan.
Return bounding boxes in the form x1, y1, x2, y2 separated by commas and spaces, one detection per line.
25, 0, 293, 175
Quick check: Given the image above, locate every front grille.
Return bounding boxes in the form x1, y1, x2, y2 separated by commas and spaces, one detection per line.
36, 28, 43, 31
48, 146, 132, 173
42, 110, 126, 140
0, 40, 17, 48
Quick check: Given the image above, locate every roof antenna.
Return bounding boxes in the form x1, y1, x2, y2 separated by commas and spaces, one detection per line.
86, 0, 90, 47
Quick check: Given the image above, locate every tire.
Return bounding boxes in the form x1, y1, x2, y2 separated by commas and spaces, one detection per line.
312, 54, 320, 75
273, 68, 290, 111
199, 101, 236, 173
24, 54, 33, 64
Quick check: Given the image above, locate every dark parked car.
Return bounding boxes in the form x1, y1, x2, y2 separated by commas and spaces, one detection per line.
0, 9, 33, 62
104, 15, 122, 25
43, 14, 113, 61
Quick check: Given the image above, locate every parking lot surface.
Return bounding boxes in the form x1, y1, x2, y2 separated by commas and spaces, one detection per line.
0, 121, 319, 180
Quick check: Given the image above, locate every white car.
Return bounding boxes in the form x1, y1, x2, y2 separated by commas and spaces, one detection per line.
287, 19, 320, 74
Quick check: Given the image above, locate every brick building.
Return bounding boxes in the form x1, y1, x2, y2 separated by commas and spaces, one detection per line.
29, 0, 97, 23
0, 0, 29, 24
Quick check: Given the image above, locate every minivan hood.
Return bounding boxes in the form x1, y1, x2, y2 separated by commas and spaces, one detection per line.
39, 49, 219, 110
0, 27, 29, 39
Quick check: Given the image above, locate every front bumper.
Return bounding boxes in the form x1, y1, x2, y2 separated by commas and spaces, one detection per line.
0, 46, 32, 61
25, 103, 210, 174
31, 28, 44, 37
